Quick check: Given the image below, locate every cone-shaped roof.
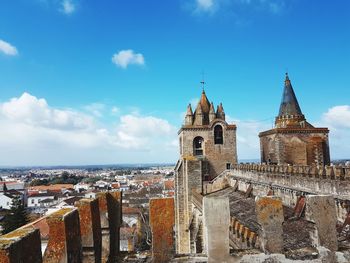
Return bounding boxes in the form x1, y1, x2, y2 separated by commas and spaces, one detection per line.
278, 73, 303, 117
217, 103, 224, 114
198, 90, 211, 114
209, 102, 215, 114
186, 104, 193, 115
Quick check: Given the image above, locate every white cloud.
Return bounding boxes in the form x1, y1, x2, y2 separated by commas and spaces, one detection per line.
111, 106, 120, 115
111, 49, 145, 69
319, 105, 350, 159
0, 92, 177, 165
84, 103, 106, 118
0, 39, 18, 56
61, 0, 75, 15
188, 0, 286, 15
196, 0, 214, 11
227, 116, 271, 160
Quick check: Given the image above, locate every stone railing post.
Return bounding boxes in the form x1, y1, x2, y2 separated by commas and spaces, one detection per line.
76, 198, 102, 263
305, 195, 338, 251
43, 208, 82, 263
203, 196, 230, 263
150, 198, 175, 263
0, 228, 42, 263
255, 196, 284, 254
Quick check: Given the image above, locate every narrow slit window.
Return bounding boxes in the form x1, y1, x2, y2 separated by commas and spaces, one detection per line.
214, 125, 223, 144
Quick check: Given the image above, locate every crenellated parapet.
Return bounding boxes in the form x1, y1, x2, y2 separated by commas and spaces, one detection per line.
0, 191, 122, 263
231, 164, 350, 180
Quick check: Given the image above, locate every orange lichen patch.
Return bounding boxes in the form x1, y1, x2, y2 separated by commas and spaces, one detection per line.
0, 250, 10, 263
256, 197, 283, 222
76, 201, 92, 236
149, 198, 175, 263
97, 193, 108, 212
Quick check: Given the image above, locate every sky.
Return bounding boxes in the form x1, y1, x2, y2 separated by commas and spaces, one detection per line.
0, 0, 349, 166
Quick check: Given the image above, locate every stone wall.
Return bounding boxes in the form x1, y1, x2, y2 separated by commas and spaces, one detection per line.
260, 131, 330, 166
0, 192, 122, 263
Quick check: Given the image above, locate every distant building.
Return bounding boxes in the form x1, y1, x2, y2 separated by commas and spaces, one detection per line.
259, 73, 330, 166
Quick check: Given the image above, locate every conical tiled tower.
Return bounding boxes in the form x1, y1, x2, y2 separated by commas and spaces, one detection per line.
259, 73, 330, 166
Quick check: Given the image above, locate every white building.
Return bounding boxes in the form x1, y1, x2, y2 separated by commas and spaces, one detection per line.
28, 193, 56, 208
0, 193, 14, 209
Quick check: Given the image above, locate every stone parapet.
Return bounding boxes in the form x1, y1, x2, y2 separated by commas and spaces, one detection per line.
0, 227, 42, 263
76, 198, 102, 263
43, 208, 82, 263
0, 192, 122, 263
231, 164, 350, 180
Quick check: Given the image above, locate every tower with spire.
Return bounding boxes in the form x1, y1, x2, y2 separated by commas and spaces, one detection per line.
175, 87, 237, 254
259, 73, 330, 166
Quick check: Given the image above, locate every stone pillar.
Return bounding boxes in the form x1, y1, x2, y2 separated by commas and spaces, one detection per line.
43, 208, 82, 263
305, 195, 338, 251
150, 198, 175, 263
97, 192, 122, 263
255, 196, 284, 254
0, 228, 42, 263
203, 196, 230, 263
76, 198, 102, 263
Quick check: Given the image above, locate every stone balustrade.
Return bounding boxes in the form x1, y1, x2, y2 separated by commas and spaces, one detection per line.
0, 191, 122, 263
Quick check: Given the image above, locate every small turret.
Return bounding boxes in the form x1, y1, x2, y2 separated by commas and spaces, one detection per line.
185, 104, 193, 125
209, 102, 216, 122
216, 103, 225, 120
193, 102, 204, 125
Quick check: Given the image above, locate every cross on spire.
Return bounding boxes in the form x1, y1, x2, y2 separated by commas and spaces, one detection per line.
200, 70, 205, 91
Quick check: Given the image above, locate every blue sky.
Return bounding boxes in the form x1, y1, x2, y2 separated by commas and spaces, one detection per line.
0, 0, 349, 165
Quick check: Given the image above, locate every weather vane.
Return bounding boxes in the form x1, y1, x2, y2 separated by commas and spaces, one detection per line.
200, 70, 205, 91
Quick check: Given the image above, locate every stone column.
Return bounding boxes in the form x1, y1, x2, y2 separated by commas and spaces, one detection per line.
97, 192, 122, 263
305, 195, 338, 251
203, 196, 230, 263
150, 198, 175, 263
0, 228, 42, 263
43, 208, 83, 263
76, 198, 102, 263
255, 196, 284, 254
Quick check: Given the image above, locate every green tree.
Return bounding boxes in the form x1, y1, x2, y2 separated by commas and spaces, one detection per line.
1, 196, 29, 234
3, 182, 8, 192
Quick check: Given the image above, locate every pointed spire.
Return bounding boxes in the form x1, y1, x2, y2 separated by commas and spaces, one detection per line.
199, 90, 211, 114
184, 103, 193, 125
186, 103, 193, 116
216, 103, 225, 120
209, 102, 216, 122
278, 73, 303, 117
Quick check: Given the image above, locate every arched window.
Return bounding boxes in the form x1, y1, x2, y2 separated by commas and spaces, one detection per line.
214, 125, 223, 144
193, 137, 204, 156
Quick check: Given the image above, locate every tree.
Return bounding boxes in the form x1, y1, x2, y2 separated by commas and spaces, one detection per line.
3, 182, 8, 192
1, 196, 29, 234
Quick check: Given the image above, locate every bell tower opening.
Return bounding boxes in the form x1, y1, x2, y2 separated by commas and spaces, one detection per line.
214, 125, 223, 144
193, 136, 204, 156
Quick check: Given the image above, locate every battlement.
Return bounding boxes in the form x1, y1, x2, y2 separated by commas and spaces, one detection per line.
0, 192, 122, 263
231, 164, 350, 180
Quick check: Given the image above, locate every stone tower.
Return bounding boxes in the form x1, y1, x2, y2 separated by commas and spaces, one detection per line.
174, 89, 237, 254
259, 73, 330, 166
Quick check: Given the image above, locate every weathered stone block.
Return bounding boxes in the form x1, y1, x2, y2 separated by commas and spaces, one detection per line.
43, 208, 82, 263
97, 191, 122, 263
150, 198, 175, 263
75, 198, 102, 263
255, 196, 284, 254
0, 228, 42, 263
203, 196, 230, 263
305, 195, 338, 251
